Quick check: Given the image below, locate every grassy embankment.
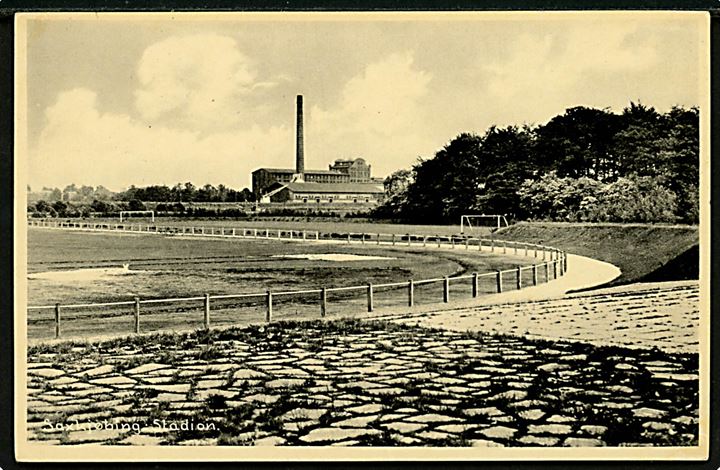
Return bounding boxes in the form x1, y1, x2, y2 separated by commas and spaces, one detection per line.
495, 222, 699, 285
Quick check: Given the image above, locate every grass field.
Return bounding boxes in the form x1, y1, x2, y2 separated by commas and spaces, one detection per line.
26, 227, 531, 339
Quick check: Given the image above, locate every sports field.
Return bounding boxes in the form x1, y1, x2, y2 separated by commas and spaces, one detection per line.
26, 227, 530, 339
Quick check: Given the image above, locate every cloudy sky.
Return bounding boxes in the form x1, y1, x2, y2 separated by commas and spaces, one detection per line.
20, 12, 706, 192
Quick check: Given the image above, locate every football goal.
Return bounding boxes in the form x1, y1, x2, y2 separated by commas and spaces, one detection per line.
119, 210, 155, 223
460, 214, 509, 233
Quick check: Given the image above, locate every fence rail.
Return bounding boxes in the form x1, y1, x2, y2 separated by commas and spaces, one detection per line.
27, 219, 568, 339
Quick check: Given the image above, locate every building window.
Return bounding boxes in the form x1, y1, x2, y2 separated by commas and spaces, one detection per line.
316, 198, 321, 203
303, 198, 308, 203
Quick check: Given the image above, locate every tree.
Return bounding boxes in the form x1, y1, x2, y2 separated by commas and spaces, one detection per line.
403, 133, 485, 223
52, 200, 68, 217
240, 188, 255, 202
128, 199, 146, 211
373, 169, 413, 218
590, 176, 677, 223
34, 200, 56, 217
90, 199, 111, 214
78, 185, 95, 200
472, 125, 536, 218
535, 106, 622, 180
181, 182, 197, 202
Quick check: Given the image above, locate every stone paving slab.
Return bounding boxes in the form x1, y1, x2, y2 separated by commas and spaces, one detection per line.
26, 319, 698, 447
374, 281, 699, 354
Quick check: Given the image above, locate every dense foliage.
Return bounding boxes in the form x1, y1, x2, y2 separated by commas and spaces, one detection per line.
118, 183, 256, 203
375, 103, 699, 224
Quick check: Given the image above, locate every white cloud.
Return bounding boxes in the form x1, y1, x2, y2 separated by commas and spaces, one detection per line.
31, 88, 291, 191
134, 34, 270, 131
480, 26, 660, 126
308, 52, 434, 177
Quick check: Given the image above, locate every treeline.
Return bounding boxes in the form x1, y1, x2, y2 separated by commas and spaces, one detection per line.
375, 103, 699, 224
118, 183, 255, 203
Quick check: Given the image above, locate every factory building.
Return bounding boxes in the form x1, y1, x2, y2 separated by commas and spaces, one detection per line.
252, 95, 385, 204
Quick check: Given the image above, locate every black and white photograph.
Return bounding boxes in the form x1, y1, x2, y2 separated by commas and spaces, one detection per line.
14, 11, 709, 461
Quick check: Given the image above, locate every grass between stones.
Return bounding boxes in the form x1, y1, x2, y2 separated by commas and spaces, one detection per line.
27, 318, 699, 447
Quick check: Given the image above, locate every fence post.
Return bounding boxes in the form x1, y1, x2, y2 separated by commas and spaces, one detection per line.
266, 291, 273, 322
54, 303, 61, 339
524, 244, 528, 257
232, 228, 236, 237
543, 247, 547, 261
437, 235, 441, 248
134, 297, 141, 334
391, 233, 396, 246
534, 246, 538, 258
407, 233, 411, 246
563, 252, 568, 273
451, 237, 455, 249
320, 287, 327, 317
491, 238, 495, 252
347, 233, 351, 244
478, 238, 482, 251
532, 265, 538, 286
514, 242, 518, 255
443, 276, 450, 303
553, 260, 558, 279
408, 279, 414, 307
302, 230, 306, 241
377, 233, 380, 245
472, 272, 479, 298
545, 262, 550, 282
465, 237, 469, 250
516, 266, 522, 290
423, 236, 427, 247
316, 231, 320, 241
361, 233, 365, 244
204, 293, 211, 329
367, 283, 374, 312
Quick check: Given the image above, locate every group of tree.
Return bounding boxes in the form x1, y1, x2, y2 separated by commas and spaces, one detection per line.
375, 103, 699, 224
117, 183, 255, 203
28, 199, 143, 218
27, 184, 115, 203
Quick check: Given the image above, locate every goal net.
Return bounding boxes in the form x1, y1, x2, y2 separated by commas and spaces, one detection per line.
120, 210, 155, 223
460, 214, 509, 233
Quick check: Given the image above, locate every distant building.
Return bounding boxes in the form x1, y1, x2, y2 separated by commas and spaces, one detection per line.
252, 168, 349, 197
251, 95, 385, 204
329, 158, 371, 182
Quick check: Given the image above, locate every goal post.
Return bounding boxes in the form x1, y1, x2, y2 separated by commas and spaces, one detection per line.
120, 210, 155, 223
460, 214, 509, 233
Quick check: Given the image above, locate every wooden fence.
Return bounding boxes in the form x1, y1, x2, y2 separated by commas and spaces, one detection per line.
27, 220, 568, 339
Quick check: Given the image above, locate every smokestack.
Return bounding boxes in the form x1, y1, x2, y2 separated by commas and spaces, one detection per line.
295, 95, 304, 177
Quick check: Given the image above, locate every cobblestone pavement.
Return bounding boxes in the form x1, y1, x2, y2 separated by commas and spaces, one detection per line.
373, 281, 699, 354
27, 319, 698, 447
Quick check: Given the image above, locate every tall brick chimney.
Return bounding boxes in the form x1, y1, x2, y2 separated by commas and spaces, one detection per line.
295, 95, 304, 178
